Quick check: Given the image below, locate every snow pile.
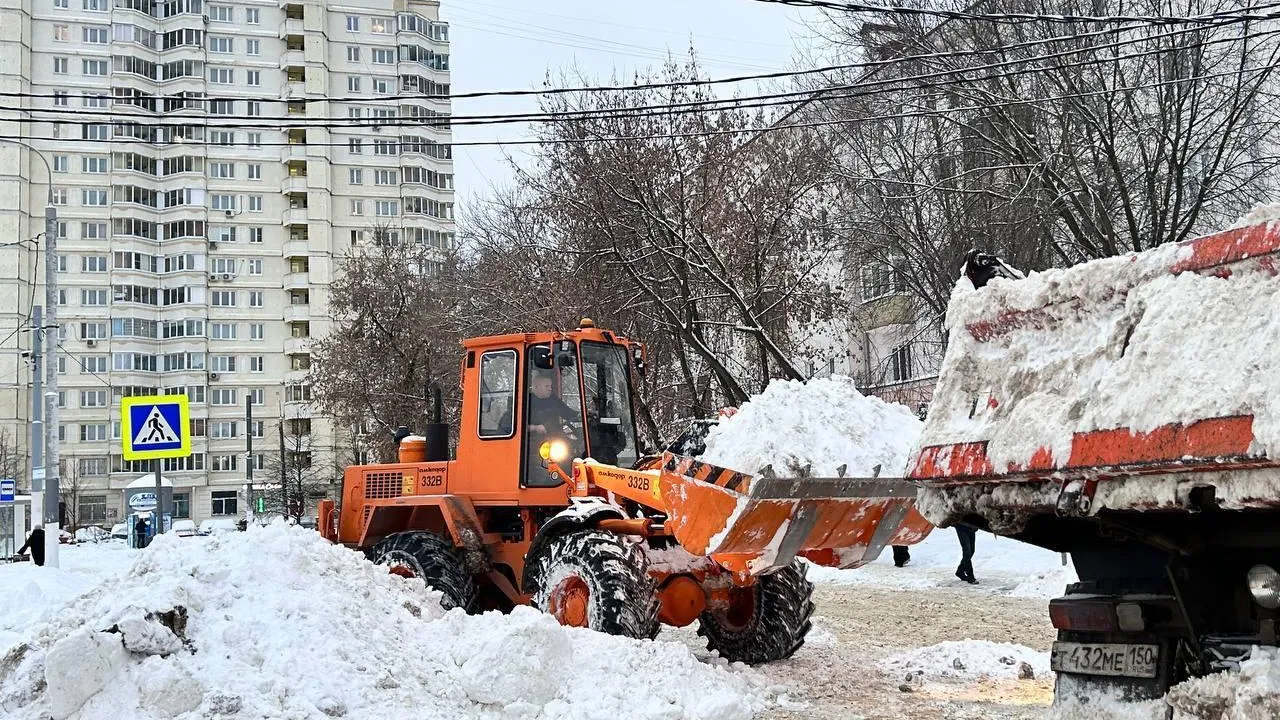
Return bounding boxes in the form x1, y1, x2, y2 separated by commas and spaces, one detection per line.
925, 231, 1280, 475
700, 376, 923, 477
879, 639, 1049, 682
0, 524, 769, 720
1231, 203, 1280, 228
1163, 646, 1280, 719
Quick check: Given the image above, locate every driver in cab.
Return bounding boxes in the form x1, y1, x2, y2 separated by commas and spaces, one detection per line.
528, 372, 579, 448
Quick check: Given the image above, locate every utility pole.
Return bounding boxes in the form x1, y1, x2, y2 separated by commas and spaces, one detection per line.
279, 421, 288, 521
43, 204, 60, 567
29, 305, 43, 540
245, 396, 253, 526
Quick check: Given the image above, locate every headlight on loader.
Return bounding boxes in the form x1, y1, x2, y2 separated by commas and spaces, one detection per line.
1248, 565, 1280, 609
539, 440, 570, 463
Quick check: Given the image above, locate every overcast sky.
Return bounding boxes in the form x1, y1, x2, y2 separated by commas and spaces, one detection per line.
439, 0, 815, 210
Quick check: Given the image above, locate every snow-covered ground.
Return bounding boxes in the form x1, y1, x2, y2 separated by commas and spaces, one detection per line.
806, 523, 1078, 599
0, 526, 771, 720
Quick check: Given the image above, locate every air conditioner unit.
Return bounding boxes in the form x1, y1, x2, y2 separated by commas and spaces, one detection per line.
208, 241, 218, 250
86, 339, 97, 348
221, 273, 233, 281
209, 372, 220, 381
209, 273, 219, 281
224, 210, 234, 218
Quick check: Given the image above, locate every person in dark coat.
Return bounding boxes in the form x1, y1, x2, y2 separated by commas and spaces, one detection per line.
135, 516, 149, 549
17, 526, 45, 566
892, 545, 911, 567
955, 524, 978, 584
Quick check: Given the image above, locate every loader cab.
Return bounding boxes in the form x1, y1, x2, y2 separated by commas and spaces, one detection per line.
458, 322, 643, 497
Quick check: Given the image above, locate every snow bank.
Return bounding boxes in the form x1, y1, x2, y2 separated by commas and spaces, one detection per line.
1163, 646, 1280, 719
0, 524, 769, 720
925, 228, 1280, 474
880, 639, 1049, 682
700, 376, 923, 478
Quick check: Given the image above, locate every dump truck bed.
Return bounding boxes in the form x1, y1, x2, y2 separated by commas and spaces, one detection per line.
911, 220, 1280, 534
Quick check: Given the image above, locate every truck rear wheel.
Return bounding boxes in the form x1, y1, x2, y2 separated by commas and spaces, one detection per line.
698, 561, 814, 664
368, 531, 478, 612
527, 529, 659, 639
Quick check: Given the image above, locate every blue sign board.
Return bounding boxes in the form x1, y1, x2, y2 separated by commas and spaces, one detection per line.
0, 478, 14, 503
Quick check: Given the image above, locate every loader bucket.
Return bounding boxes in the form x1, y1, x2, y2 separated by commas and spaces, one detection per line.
658, 455, 933, 576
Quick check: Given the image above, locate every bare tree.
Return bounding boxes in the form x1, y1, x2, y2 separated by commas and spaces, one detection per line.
261, 420, 335, 522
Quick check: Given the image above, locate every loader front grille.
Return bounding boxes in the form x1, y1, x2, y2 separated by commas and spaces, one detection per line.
364, 471, 405, 500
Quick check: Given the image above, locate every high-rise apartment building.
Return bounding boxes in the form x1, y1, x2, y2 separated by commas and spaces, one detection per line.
0, 0, 455, 526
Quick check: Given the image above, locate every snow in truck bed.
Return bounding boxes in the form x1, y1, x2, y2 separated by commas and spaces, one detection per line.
700, 375, 923, 478
924, 225, 1280, 473
0, 524, 769, 720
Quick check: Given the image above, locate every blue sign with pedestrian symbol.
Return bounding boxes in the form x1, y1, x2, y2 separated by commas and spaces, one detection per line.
0, 479, 14, 503
121, 395, 191, 461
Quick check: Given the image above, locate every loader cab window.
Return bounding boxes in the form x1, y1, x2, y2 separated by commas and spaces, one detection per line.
478, 349, 517, 438
523, 342, 586, 487
581, 341, 639, 468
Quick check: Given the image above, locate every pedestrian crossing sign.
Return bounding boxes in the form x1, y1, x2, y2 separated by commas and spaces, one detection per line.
121, 395, 191, 461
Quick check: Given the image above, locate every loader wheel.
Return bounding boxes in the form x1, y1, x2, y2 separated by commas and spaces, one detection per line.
527, 529, 659, 639
698, 561, 814, 664
368, 531, 478, 612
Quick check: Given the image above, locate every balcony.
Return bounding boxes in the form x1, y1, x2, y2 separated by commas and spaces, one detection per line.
280, 18, 303, 38
282, 207, 309, 225
281, 176, 308, 194
284, 272, 310, 290
283, 239, 309, 257
284, 336, 310, 355
285, 304, 311, 322
281, 143, 307, 162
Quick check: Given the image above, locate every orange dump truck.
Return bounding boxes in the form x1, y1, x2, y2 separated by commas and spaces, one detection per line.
912, 219, 1280, 701
320, 320, 930, 663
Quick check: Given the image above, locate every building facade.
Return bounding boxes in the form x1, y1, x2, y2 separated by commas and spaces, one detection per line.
0, 0, 454, 526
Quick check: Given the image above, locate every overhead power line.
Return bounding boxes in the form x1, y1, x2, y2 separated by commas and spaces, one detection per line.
745, 0, 1280, 25
5, 18, 1275, 132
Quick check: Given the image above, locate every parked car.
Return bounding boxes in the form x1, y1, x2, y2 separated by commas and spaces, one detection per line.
111, 523, 128, 540
172, 519, 198, 537
197, 518, 239, 536
74, 526, 111, 543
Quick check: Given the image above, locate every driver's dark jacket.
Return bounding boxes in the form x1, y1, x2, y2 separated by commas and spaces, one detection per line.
528, 394, 579, 433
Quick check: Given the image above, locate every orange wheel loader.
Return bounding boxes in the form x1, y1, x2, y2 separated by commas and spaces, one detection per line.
319, 319, 931, 663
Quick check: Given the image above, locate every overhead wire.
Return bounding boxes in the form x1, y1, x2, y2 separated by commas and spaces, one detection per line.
744, 0, 1280, 25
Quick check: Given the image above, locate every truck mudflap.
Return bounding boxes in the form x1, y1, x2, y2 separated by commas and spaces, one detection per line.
656, 455, 932, 575
910, 218, 1280, 530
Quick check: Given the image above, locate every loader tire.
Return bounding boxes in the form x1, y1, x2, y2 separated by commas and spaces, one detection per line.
368, 531, 478, 612
527, 529, 659, 639
698, 561, 814, 664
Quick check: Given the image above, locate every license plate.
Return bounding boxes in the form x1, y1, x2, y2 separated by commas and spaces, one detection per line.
1050, 642, 1159, 678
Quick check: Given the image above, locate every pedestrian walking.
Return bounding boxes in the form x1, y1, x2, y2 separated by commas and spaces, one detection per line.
892, 545, 911, 567
17, 525, 46, 566
955, 524, 978, 584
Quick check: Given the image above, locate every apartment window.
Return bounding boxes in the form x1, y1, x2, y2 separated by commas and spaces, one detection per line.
53, 58, 68, 74
246, 259, 263, 275
347, 76, 362, 93
211, 225, 236, 243
210, 162, 235, 179
247, 39, 260, 55
83, 0, 107, 9
346, 46, 360, 62
210, 99, 234, 115
211, 388, 237, 406
247, 164, 262, 180
247, 102, 262, 118
247, 70, 261, 86
80, 424, 108, 442
82, 289, 108, 305
209, 36, 232, 53
53, 156, 68, 172
248, 227, 264, 243
211, 131, 234, 146
83, 222, 107, 240
211, 194, 235, 211
83, 26, 108, 43
52, 189, 67, 205
249, 291, 264, 307
82, 189, 108, 206
211, 290, 236, 307
80, 495, 108, 522
372, 78, 392, 94
53, 92, 68, 107
250, 388, 265, 405
209, 67, 233, 84
83, 94, 107, 108
247, 133, 262, 147
375, 200, 399, 217
83, 157, 108, 174
374, 140, 396, 156
53, 24, 69, 41
890, 344, 914, 383
249, 356, 264, 372
372, 48, 394, 64
83, 256, 108, 272
370, 18, 391, 34
210, 257, 236, 274
83, 59, 108, 76
349, 138, 363, 154
172, 493, 190, 519
84, 124, 109, 140
210, 355, 236, 373
80, 322, 108, 339
211, 491, 237, 514
346, 15, 359, 31
349, 168, 363, 184
208, 4, 231, 22
350, 199, 363, 215
286, 384, 312, 402
374, 169, 397, 185
211, 421, 237, 438
83, 356, 108, 374
249, 323, 264, 340
210, 322, 237, 340
54, 0, 69, 8
81, 390, 108, 407
80, 458, 107, 476
56, 223, 68, 240
247, 196, 262, 212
